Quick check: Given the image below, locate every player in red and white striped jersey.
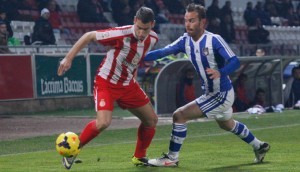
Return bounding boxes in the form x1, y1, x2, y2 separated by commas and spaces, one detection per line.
58, 7, 158, 169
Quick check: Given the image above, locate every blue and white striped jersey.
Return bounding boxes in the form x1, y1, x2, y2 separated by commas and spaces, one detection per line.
145, 31, 240, 94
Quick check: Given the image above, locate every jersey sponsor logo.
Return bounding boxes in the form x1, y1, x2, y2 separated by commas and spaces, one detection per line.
122, 59, 138, 68
100, 99, 106, 107
132, 54, 140, 65
202, 47, 209, 56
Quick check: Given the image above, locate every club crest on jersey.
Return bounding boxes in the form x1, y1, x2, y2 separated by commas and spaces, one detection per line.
125, 37, 131, 42
202, 47, 209, 56
99, 99, 106, 107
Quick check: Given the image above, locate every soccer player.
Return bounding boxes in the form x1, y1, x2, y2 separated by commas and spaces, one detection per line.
57, 7, 158, 169
144, 3, 270, 167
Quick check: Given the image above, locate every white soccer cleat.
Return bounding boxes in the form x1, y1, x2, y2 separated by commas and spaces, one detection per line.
148, 153, 179, 167
254, 142, 270, 163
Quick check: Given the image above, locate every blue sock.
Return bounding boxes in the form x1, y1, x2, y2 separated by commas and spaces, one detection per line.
231, 120, 261, 149
168, 123, 187, 159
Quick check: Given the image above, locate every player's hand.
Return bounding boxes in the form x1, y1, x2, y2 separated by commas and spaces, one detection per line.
206, 68, 221, 79
57, 58, 72, 76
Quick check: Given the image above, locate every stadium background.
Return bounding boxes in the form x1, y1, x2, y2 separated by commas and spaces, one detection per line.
0, 0, 300, 138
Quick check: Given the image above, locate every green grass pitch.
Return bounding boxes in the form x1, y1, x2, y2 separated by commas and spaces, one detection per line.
0, 110, 300, 171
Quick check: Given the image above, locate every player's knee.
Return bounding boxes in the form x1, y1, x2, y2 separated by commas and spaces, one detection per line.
95, 120, 111, 131
172, 108, 185, 123
145, 114, 158, 127
219, 124, 231, 131
152, 115, 158, 125
217, 120, 234, 131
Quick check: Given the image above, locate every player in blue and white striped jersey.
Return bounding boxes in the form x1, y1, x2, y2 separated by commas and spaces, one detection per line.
145, 3, 270, 167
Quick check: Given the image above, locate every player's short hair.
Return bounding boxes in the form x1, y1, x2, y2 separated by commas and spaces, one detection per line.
186, 3, 206, 20
135, 6, 155, 23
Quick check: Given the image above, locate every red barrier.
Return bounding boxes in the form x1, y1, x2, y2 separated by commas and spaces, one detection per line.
0, 55, 34, 100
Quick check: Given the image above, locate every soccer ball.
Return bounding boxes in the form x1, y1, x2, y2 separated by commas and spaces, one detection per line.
56, 132, 80, 157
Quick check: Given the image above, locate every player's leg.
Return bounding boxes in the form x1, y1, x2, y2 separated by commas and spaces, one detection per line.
79, 81, 115, 148
62, 81, 114, 169
216, 118, 270, 163
208, 88, 270, 163
79, 110, 112, 147
128, 102, 157, 166
148, 101, 204, 167
119, 82, 157, 166
62, 111, 112, 169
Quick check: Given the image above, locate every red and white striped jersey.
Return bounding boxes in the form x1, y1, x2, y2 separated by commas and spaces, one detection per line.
95, 25, 158, 86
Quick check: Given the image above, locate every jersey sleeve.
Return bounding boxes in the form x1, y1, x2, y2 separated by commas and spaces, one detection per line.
144, 36, 186, 61
95, 28, 122, 46
212, 35, 236, 60
212, 35, 240, 76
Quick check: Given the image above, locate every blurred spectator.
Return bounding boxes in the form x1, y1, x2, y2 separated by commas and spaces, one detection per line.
250, 88, 266, 107
248, 18, 270, 44
129, 0, 144, 20
255, 48, 265, 57
287, 65, 300, 107
220, 14, 235, 43
153, 0, 169, 23
0, 9, 13, 38
297, 4, 300, 23
254, 1, 272, 26
111, 0, 132, 26
77, 0, 109, 23
206, 0, 221, 35
19, 0, 38, 10
221, 1, 233, 20
206, 17, 221, 34
206, 0, 221, 21
0, 21, 11, 54
233, 73, 250, 112
278, 0, 294, 18
285, 6, 299, 26
32, 8, 56, 45
244, 1, 256, 27
0, 0, 20, 21
47, 0, 69, 34
131, 0, 145, 10
264, 0, 279, 17
176, 68, 196, 108
164, 0, 186, 14
144, 0, 169, 33
37, 0, 49, 11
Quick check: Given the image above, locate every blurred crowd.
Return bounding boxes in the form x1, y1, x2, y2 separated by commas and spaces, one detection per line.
0, 0, 300, 47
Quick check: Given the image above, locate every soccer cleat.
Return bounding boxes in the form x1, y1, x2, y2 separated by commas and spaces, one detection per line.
62, 155, 77, 170
132, 156, 149, 166
148, 153, 179, 167
254, 142, 270, 163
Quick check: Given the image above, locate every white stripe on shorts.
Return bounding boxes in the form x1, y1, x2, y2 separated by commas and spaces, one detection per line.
195, 88, 234, 121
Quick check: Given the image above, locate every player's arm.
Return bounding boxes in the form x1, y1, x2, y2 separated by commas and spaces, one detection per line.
57, 31, 97, 76
206, 36, 240, 79
144, 46, 177, 61
144, 36, 185, 61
